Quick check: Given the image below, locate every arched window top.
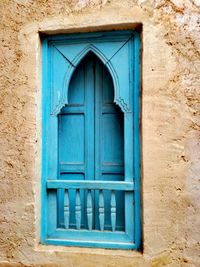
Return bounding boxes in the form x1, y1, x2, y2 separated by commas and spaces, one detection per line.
49, 31, 140, 115
67, 51, 115, 105
62, 46, 121, 113
72, 44, 109, 66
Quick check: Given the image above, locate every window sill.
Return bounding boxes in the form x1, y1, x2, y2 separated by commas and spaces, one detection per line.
35, 243, 142, 257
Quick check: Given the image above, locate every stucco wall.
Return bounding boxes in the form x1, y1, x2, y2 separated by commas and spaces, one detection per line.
0, 0, 200, 266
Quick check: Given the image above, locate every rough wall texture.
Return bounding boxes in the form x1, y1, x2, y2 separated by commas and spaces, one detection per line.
0, 0, 200, 266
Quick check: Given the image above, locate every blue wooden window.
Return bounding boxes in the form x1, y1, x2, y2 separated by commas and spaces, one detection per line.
41, 31, 140, 250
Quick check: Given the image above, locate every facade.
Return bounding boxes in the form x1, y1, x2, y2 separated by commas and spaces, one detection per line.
0, 0, 200, 266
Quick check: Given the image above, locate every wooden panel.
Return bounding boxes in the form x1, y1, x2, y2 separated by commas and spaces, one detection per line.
101, 164, 124, 174
102, 65, 114, 105
68, 63, 84, 105
59, 114, 85, 163
61, 106, 85, 114
102, 113, 124, 164
60, 163, 85, 174
48, 31, 135, 115
101, 174, 124, 181
102, 105, 119, 114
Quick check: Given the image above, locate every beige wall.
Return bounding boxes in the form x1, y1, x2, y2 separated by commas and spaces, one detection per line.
0, 0, 200, 266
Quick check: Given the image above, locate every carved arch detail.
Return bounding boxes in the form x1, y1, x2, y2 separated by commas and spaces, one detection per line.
51, 44, 130, 115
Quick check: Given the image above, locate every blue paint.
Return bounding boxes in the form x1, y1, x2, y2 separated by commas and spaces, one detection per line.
47, 180, 134, 190
64, 189, 70, 229
47, 31, 136, 115
75, 189, 81, 230
133, 32, 141, 250
111, 191, 116, 231
87, 189, 93, 230
98, 190, 105, 231
41, 30, 141, 249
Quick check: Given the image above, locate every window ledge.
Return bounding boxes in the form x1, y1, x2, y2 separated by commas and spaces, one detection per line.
35, 243, 142, 258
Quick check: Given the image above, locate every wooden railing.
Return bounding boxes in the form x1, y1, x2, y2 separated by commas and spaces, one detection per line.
47, 180, 134, 232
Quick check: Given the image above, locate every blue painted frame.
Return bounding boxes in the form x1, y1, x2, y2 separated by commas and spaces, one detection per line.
41, 30, 141, 250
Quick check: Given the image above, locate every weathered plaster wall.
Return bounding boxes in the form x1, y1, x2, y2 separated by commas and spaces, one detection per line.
0, 0, 200, 266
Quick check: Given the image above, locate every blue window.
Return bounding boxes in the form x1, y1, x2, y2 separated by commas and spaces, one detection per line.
41, 31, 141, 249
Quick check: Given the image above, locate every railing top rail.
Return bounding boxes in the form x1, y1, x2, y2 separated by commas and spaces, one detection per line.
47, 180, 134, 191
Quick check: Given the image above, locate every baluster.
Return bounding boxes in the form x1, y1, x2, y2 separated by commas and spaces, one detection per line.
87, 189, 93, 230
64, 189, 70, 229
99, 190, 105, 231
75, 189, 81, 230
111, 190, 116, 231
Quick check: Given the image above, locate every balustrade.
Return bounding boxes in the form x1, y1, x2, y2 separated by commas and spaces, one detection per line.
63, 189, 118, 231
47, 180, 134, 232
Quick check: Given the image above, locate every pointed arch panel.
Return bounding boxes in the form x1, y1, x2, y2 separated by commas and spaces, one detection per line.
49, 31, 135, 115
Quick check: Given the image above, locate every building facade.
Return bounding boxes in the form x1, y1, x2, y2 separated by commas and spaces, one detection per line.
0, 0, 200, 266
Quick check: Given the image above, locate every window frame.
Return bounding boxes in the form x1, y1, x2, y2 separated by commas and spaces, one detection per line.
41, 30, 141, 250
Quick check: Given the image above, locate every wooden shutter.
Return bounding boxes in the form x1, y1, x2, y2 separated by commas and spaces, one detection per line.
41, 31, 141, 249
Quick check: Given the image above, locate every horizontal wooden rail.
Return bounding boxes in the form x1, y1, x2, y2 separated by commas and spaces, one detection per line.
47, 180, 134, 191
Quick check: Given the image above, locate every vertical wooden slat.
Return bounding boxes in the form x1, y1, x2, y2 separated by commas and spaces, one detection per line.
64, 189, 70, 229
111, 190, 116, 231
99, 190, 105, 231
124, 112, 134, 239
87, 189, 93, 230
75, 189, 81, 229
133, 31, 141, 249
